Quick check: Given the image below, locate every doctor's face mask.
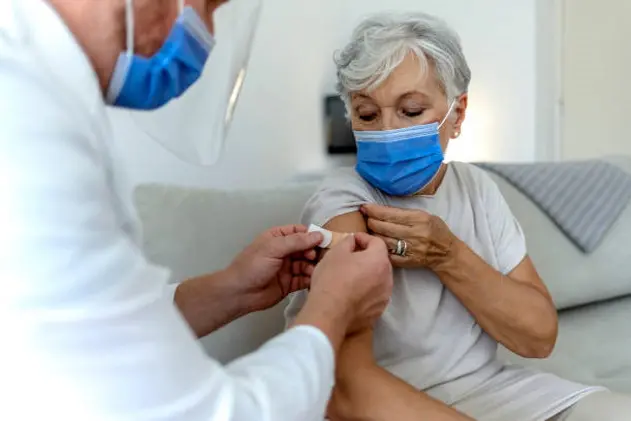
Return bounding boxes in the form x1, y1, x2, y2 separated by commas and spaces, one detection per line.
107, 0, 261, 166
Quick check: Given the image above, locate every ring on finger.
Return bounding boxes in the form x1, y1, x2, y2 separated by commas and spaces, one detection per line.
393, 239, 407, 257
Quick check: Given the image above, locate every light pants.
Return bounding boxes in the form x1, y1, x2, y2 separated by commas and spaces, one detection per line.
548, 392, 631, 421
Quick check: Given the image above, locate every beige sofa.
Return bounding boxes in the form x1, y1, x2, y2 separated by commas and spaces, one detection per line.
134, 157, 631, 394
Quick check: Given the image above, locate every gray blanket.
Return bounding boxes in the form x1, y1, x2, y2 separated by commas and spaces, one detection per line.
477, 160, 631, 253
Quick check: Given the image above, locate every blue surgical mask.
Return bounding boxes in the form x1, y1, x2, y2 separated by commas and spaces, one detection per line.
106, 2, 215, 110
354, 101, 457, 196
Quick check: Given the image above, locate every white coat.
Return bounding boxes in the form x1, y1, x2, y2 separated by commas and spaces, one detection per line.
0, 0, 333, 419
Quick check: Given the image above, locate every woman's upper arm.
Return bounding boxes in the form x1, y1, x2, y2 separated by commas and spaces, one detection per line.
317, 212, 369, 261
286, 171, 375, 324
323, 211, 368, 234
284, 213, 368, 326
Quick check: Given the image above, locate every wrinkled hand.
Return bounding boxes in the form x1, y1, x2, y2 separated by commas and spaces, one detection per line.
361, 204, 455, 270
227, 225, 323, 312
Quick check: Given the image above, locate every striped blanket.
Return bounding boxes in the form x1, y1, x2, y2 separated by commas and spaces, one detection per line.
477, 160, 631, 253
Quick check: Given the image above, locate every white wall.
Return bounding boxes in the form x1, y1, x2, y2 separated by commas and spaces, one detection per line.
560, 0, 631, 160
110, 0, 545, 191
536, 0, 564, 161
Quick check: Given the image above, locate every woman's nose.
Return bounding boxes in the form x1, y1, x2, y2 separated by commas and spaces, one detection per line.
381, 109, 406, 131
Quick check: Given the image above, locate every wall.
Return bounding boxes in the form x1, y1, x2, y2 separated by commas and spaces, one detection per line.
560, 0, 631, 160
536, 0, 564, 161
109, 0, 545, 192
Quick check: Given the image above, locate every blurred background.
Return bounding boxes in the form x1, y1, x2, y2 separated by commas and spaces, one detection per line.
108, 0, 631, 191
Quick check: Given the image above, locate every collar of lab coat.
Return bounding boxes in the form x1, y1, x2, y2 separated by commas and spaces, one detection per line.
3, 0, 105, 118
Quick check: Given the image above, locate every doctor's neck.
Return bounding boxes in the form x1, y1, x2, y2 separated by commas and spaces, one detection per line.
48, 0, 178, 93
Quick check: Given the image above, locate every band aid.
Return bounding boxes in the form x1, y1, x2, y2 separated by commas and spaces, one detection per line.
308, 224, 353, 249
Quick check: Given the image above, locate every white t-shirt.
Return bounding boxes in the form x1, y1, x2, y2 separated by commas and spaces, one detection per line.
0, 0, 334, 420
286, 163, 603, 421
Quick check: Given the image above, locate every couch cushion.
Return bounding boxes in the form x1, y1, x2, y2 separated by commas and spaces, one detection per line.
134, 183, 316, 363
487, 156, 631, 310
134, 183, 317, 280
499, 295, 631, 393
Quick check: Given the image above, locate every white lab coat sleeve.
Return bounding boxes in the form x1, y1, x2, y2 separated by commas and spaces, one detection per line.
0, 50, 334, 421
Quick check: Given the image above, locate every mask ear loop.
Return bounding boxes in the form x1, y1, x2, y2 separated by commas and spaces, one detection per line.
178, 0, 185, 14
438, 99, 458, 129
125, 0, 135, 56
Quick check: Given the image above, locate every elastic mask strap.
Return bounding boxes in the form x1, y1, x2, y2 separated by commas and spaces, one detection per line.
178, 0, 185, 14
438, 100, 458, 129
125, 0, 135, 56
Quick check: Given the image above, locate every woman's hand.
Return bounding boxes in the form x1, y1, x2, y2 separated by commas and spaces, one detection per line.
361, 204, 456, 270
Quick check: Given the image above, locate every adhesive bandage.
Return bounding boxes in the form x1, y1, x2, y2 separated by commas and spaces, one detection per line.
308, 224, 353, 249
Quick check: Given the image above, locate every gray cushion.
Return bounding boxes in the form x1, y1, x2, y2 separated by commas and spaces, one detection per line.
134, 183, 317, 280
487, 156, 631, 310
499, 296, 631, 393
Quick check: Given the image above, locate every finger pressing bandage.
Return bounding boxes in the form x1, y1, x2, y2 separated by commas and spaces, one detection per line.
308, 224, 353, 249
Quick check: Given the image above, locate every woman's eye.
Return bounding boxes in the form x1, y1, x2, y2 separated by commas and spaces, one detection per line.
404, 109, 424, 118
359, 114, 377, 122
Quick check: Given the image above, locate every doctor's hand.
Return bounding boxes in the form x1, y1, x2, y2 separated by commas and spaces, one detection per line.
298, 233, 393, 336
226, 224, 324, 313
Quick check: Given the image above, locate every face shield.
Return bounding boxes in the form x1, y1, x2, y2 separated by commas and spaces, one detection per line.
123, 0, 262, 166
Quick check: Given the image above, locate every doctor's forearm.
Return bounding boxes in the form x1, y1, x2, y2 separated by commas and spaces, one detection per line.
174, 270, 251, 338
434, 240, 557, 358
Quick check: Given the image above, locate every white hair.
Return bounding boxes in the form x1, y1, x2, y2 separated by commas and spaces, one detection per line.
335, 12, 471, 111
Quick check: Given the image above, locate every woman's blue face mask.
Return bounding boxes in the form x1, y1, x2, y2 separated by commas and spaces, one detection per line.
354, 100, 457, 197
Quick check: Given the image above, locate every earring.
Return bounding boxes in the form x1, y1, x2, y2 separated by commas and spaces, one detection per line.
453, 130, 461, 138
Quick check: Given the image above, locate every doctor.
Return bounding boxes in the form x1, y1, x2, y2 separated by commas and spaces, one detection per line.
0, 0, 393, 420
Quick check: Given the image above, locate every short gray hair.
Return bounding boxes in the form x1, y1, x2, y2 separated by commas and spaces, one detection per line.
335, 12, 471, 111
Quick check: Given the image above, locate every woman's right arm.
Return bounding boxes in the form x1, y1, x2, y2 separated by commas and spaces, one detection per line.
323, 214, 474, 421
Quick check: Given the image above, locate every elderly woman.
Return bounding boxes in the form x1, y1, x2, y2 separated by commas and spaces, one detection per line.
285, 12, 631, 421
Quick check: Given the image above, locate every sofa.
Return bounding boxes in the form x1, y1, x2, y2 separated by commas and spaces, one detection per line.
134, 156, 631, 394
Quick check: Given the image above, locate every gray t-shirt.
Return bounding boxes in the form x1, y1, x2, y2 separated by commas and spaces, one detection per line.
285, 162, 601, 421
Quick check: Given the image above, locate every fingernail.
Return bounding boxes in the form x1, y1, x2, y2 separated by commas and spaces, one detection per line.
309, 232, 323, 241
